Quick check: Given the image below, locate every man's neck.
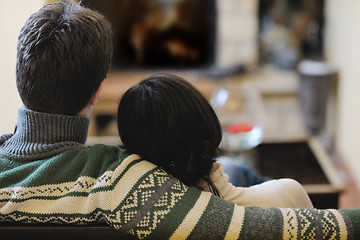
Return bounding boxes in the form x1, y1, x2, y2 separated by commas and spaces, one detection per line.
0, 107, 90, 161
77, 104, 95, 119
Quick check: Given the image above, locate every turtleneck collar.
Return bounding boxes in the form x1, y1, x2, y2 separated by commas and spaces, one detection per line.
0, 107, 90, 161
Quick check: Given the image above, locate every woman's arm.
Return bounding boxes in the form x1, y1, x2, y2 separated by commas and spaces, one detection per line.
203, 162, 314, 208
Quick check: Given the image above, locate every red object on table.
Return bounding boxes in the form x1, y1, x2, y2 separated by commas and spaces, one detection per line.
226, 122, 254, 133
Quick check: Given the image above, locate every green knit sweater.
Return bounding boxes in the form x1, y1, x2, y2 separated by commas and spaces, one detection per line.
0, 108, 359, 239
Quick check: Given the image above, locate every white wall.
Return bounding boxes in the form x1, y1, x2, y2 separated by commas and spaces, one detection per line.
216, 0, 258, 68
0, 0, 45, 134
325, 0, 360, 189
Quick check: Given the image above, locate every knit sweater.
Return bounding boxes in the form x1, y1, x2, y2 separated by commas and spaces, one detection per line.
0, 108, 359, 239
203, 163, 314, 209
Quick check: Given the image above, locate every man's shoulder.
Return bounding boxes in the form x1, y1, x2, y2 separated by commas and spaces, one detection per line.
87, 143, 130, 162
63, 143, 131, 164
86, 143, 128, 154
0, 133, 13, 145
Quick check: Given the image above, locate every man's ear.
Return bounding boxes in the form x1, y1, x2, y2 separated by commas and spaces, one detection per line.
89, 81, 104, 106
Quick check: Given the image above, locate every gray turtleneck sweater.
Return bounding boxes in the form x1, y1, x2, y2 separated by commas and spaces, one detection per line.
0, 107, 90, 161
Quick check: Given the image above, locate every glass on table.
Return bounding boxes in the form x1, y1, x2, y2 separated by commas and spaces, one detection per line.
210, 81, 265, 168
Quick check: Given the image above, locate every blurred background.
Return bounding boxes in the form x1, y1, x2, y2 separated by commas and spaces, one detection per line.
1, 0, 360, 207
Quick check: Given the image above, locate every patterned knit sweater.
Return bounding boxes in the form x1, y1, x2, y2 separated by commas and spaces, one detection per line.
0, 108, 359, 239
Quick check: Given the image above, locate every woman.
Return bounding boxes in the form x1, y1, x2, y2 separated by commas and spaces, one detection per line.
117, 73, 313, 208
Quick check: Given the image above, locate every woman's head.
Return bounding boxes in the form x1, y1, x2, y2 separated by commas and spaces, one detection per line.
117, 73, 222, 188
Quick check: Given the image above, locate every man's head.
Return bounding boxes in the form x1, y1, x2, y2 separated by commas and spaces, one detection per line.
16, 0, 113, 115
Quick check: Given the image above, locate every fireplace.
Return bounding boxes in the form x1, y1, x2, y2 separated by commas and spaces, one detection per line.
83, 0, 324, 74
83, 0, 216, 71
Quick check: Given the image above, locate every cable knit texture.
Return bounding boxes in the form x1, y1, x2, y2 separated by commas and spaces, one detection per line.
0, 108, 89, 161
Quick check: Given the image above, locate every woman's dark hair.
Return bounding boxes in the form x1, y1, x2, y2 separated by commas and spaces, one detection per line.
117, 73, 222, 195
16, 0, 113, 115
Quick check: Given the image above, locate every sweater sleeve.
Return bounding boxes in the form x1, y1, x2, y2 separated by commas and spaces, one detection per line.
147, 176, 359, 239
102, 158, 360, 239
207, 162, 314, 208
1, 156, 357, 240
121, 167, 359, 240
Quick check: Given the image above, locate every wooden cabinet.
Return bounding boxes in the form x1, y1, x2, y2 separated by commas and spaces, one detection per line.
255, 138, 344, 209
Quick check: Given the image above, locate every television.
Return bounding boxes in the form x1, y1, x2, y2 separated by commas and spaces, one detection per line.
83, 0, 217, 71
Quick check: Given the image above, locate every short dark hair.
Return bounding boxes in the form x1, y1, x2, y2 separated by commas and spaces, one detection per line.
117, 73, 222, 193
16, 0, 113, 115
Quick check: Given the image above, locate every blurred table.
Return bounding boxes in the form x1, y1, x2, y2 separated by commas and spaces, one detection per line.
89, 65, 309, 142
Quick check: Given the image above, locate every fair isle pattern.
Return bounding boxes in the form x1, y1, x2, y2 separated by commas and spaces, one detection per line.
112, 169, 188, 239
0, 177, 114, 217
319, 209, 340, 240
279, 208, 345, 240
0, 208, 108, 225
237, 206, 358, 240
0, 153, 144, 206
0, 176, 104, 203
297, 209, 322, 238
1, 150, 360, 239
279, 208, 299, 239
281, 208, 340, 240
0, 154, 145, 223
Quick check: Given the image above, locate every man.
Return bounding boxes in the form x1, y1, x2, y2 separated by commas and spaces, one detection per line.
0, 1, 359, 239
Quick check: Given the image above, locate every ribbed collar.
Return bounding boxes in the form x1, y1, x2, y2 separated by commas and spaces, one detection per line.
0, 107, 90, 161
